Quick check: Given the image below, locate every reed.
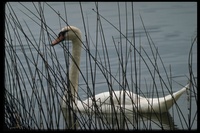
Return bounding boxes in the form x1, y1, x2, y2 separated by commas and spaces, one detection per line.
4, 2, 197, 130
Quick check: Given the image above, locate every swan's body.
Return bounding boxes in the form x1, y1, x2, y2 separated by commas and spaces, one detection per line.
63, 85, 189, 113
52, 26, 190, 114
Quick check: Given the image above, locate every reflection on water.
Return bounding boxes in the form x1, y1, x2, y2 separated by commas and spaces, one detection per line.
70, 111, 178, 130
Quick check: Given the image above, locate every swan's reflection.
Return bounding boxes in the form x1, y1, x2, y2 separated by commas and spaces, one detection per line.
69, 110, 178, 130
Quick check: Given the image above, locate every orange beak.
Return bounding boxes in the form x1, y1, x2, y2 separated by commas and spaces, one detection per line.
51, 35, 65, 46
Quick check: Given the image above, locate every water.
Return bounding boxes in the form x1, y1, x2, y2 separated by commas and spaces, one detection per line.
5, 2, 197, 130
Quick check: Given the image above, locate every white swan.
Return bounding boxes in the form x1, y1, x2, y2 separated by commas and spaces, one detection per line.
52, 26, 190, 114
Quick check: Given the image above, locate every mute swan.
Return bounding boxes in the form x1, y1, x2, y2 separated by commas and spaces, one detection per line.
52, 26, 190, 114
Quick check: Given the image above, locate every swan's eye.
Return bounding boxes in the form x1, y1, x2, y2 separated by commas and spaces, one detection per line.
58, 30, 69, 37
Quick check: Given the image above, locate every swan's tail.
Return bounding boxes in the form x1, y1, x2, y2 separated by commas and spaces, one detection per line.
170, 83, 190, 101
158, 82, 191, 113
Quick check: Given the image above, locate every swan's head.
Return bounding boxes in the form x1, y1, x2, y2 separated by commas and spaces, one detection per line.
52, 26, 82, 46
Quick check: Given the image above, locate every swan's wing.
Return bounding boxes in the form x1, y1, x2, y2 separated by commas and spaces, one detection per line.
91, 91, 135, 105
78, 91, 138, 113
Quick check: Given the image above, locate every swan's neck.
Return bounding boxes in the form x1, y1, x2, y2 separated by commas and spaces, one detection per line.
69, 38, 82, 104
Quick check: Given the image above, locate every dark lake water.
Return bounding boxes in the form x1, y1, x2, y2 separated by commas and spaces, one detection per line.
5, 2, 197, 129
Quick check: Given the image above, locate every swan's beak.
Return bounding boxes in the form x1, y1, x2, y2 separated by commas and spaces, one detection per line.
51, 35, 65, 46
